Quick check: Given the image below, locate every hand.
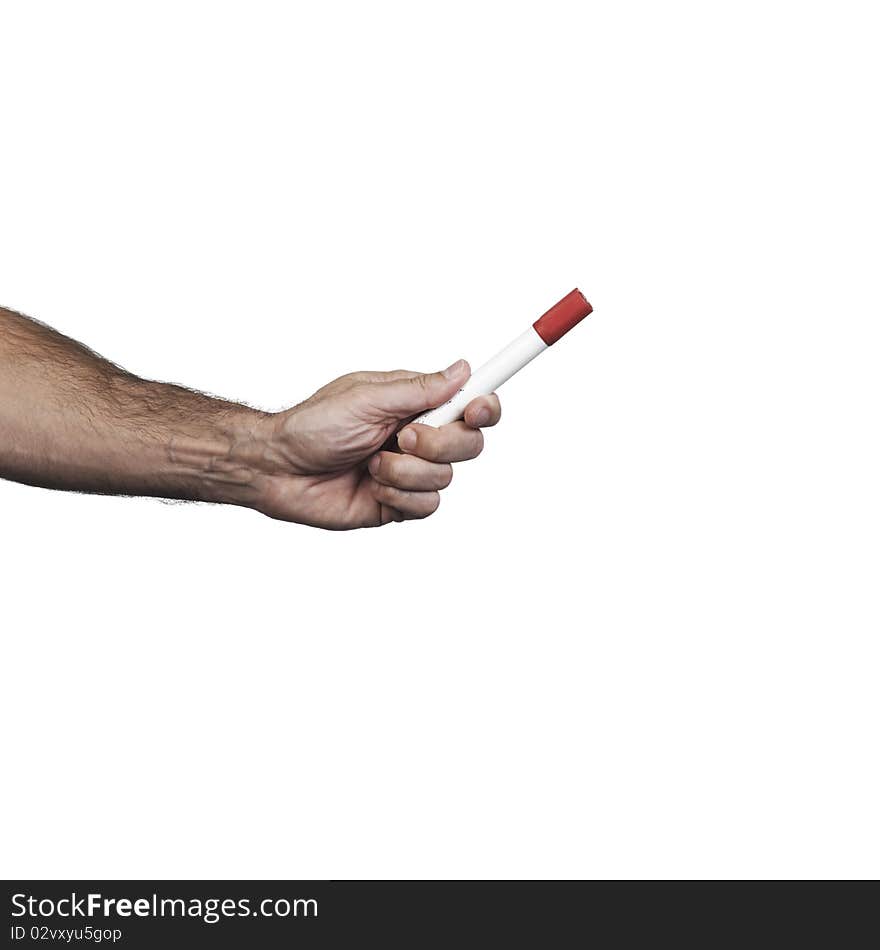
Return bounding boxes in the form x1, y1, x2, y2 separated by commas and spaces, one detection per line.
248, 360, 501, 529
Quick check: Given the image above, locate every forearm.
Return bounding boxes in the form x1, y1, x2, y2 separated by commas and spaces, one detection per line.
0, 307, 269, 506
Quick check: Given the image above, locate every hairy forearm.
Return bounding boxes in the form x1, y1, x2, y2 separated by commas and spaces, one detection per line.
0, 307, 270, 506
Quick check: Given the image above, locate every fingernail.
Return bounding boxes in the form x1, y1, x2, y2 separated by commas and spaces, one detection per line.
442, 359, 467, 379
473, 408, 490, 426
398, 428, 417, 451
368, 454, 380, 474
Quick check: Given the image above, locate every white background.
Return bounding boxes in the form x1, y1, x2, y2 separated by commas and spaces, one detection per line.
1, 1, 878, 879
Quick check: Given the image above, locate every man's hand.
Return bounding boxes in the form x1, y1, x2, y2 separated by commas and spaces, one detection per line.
248, 360, 501, 529
0, 307, 500, 529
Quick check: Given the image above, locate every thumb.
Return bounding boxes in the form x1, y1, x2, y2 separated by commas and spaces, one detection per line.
366, 359, 470, 417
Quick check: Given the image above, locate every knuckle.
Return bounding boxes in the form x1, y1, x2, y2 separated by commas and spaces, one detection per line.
374, 481, 394, 504
471, 430, 485, 457
406, 491, 441, 519
419, 436, 440, 462
382, 454, 402, 484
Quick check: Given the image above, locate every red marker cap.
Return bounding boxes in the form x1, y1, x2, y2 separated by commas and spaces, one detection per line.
532, 289, 593, 346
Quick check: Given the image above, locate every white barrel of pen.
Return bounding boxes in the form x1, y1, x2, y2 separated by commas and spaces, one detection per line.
412, 327, 548, 428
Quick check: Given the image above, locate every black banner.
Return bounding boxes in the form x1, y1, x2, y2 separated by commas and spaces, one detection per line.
3, 881, 876, 948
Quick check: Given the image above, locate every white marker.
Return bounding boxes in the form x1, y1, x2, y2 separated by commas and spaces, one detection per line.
413, 289, 593, 427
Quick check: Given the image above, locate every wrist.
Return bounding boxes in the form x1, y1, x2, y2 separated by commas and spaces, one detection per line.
190, 406, 278, 509
213, 406, 323, 522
